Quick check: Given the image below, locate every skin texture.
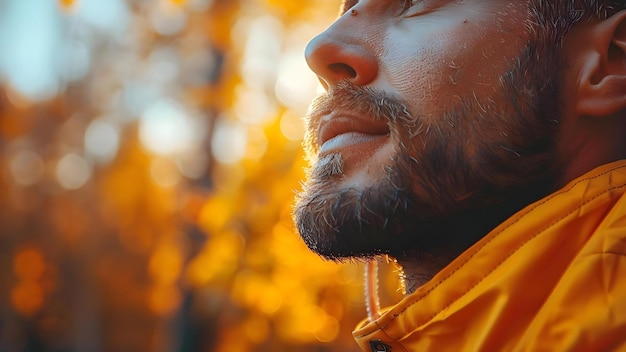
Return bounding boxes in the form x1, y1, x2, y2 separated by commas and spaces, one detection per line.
294, 0, 626, 293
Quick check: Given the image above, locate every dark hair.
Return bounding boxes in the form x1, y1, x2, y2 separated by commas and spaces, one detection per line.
530, 1, 626, 43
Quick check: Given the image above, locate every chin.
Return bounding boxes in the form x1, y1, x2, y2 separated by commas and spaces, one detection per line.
293, 142, 560, 261
293, 149, 449, 261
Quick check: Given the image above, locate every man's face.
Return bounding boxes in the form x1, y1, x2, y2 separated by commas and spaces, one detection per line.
294, 0, 562, 260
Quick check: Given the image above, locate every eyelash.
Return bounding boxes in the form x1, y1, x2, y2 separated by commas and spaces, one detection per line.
343, 0, 424, 16
402, 0, 424, 11
342, 0, 358, 13
400, 0, 427, 16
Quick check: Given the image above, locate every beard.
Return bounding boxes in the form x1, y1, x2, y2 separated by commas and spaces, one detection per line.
293, 39, 564, 261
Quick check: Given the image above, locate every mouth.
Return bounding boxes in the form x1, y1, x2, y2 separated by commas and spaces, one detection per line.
318, 114, 390, 155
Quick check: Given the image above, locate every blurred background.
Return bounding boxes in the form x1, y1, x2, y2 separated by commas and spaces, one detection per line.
0, 0, 403, 351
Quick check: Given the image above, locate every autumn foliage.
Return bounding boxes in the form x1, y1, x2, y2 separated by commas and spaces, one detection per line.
0, 0, 401, 351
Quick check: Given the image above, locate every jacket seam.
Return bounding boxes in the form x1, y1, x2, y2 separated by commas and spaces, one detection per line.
355, 165, 626, 339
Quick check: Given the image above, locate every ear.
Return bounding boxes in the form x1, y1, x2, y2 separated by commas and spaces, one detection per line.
577, 10, 626, 117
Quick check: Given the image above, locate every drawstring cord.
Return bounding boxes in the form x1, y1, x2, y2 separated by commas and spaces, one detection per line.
365, 259, 382, 321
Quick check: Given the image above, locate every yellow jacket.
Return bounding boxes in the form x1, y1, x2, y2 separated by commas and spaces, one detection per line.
353, 160, 626, 352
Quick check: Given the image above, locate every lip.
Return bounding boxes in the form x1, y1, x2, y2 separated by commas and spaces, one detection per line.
317, 113, 390, 154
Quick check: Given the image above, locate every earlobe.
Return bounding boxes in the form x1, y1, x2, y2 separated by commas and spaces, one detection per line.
576, 10, 626, 117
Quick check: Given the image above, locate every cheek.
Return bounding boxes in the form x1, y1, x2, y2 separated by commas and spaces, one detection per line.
382, 33, 467, 119
380, 20, 528, 119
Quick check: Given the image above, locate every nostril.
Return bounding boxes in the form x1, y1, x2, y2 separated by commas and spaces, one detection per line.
304, 29, 378, 86
329, 63, 357, 79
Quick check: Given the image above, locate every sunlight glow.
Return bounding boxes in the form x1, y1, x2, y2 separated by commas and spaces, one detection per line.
274, 49, 319, 110
234, 85, 277, 125
211, 118, 248, 164
139, 99, 202, 156
279, 110, 306, 142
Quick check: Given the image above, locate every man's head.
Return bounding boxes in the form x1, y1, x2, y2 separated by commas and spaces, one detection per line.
294, 0, 626, 261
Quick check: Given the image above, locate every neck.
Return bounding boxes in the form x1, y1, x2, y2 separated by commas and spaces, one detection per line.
392, 184, 555, 294
395, 250, 460, 294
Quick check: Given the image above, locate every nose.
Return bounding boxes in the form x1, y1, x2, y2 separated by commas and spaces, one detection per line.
304, 17, 378, 89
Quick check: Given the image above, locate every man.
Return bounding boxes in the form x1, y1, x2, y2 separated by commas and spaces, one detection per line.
293, 0, 626, 350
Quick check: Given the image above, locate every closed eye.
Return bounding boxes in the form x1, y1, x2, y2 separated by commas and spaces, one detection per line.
401, 0, 431, 17
402, 0, 425, 12
341, 0, 426, 16
340, 0, 359, 14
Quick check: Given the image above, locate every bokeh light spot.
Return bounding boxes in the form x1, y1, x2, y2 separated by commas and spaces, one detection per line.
314, 315, 340, 343
0, 0, 62, 101
176, 151, 209, 180
187, 0, 213, 12
56, 153, 92, 190
139, 99, 198, 156
150, 158, 182, 187
150, 1, 188, 36
211, 118, 247, 164
11, 281, 45, 316
279, 110, 305, 142
149, 244, 183, 286
243, 315, 270, 344
148, 46, 180, 84
84, 119, 120, 164
148, 285, 181, 316
9, 150, 45, 186
233, 85, 277, 125
244, 127, 268, 160
274, 50, 319, 110
14, 249, 46, 281
60, 41, 91, 82
73, 0, 130, 37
